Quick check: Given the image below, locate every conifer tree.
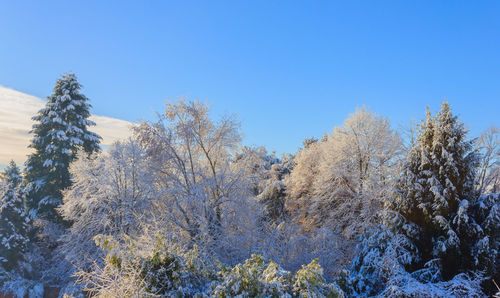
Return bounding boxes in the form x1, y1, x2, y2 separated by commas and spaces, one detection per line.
259, 165, 288, 222
25, 73, 101, 222
388, 102, 482, 280
349, 102, 499, 296
0, 161, 29, 271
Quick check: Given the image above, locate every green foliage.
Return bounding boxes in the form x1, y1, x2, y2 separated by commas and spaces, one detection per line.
209, 254, 292, 297
293, 259, 325, 295
86, 235, 345, 297
141, 249, 184, 294
209, 255, 344, 297
94, 234, 124, 269
89, 234, 215, 297
293, 259, 344, 298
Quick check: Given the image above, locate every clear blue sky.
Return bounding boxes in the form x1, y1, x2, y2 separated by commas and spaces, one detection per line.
1, 1, 499, 155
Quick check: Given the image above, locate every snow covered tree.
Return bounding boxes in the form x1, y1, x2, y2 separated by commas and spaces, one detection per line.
25, 73, 101, 222
349, 102, 499, 296
287, 106, 401, 236
302, 137, 318, 149
233, 146, 277, 196
1, 161, 22, 192
0, 161, 30, 271
258, 163, 289, 223
286, 140, 322, 228
56, 139, 155, 278
133, 99, 262, 262
313, 106, 401, 236
233, 146, 289, 223
476, 125, 500, 195
388, 103, 480, 279
284, 107, 401, 274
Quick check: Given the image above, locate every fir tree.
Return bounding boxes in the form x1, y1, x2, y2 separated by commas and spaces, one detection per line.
0, 161, 29, 271
349, 102, 499, 296
388, 102, 481, 280
25, 73, 101, 222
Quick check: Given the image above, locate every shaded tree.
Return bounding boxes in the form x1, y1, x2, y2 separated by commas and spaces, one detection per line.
0, 161, 30, 271
349, 103, 499, 296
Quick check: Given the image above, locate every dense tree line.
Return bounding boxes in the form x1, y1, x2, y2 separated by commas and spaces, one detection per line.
0, 74, 499, 297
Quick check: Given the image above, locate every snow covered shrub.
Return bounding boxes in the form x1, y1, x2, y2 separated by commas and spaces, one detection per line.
208, 254, 292, 297
209, 255, 344, 297
0, 271, 44, 298
292, 259, 345, 297
77, 234, 216, 297
77, 232, 345, 297
140, 246, 194, 295
379, 271, 485, 298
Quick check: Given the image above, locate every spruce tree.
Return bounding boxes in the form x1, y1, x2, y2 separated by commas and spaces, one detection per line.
25, 73, 101, 222
349, 103, 499, 296
388, 102, 481, 280
0, 161, 29, 271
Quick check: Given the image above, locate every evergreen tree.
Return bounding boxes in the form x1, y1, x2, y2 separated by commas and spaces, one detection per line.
388, 102, 481, 280
258, 163, 289, 223
349, 102, 499, 296
0, 161, 29, 271
25, 73, 101, 222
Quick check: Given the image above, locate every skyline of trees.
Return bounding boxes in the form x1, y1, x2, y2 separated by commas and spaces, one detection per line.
0, 73, 498, 297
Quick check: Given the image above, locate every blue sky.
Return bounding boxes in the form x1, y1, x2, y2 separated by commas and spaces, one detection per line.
1, 1, 499, 155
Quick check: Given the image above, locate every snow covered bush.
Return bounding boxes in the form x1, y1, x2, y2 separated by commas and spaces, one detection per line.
208, 254, 292, 297
76, 234, 215, 297
379, 271, 485, 298
292, 258, 345, 297
0, 272, 44, 298
76, 232, 345, 297
208, 254, 344, 297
